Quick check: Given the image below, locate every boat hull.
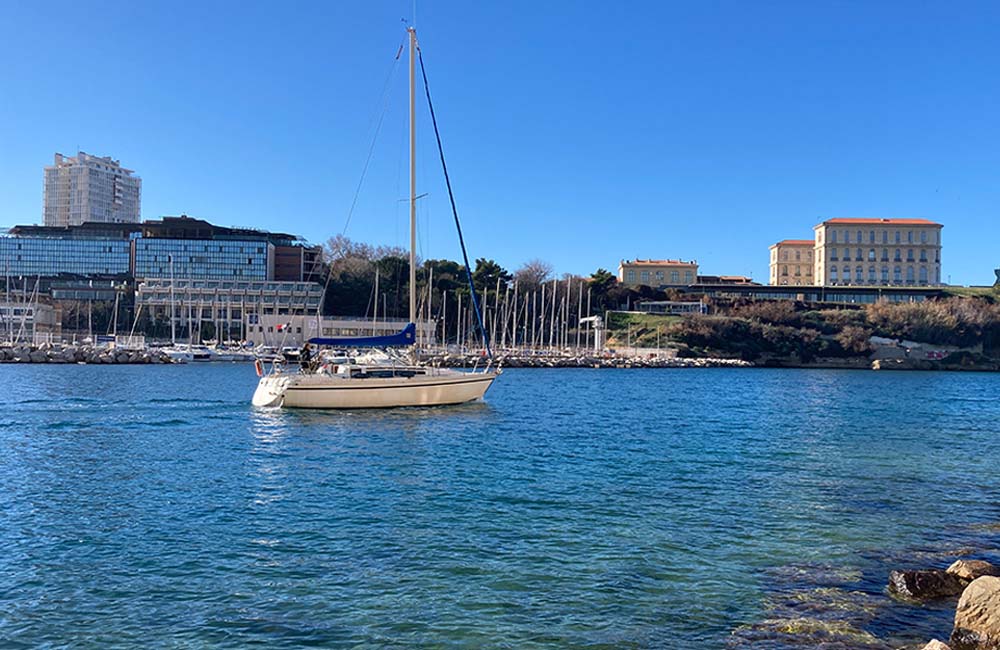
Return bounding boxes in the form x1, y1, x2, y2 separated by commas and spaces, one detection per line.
252, 370, 498, 409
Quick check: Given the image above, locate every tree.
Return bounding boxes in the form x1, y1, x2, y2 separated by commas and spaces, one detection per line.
513, 259, 553, 293
588, 268, 619, 313
471, 258, 511, 295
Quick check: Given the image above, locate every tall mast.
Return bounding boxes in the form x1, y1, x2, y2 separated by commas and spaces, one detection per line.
408, 26, 417, 327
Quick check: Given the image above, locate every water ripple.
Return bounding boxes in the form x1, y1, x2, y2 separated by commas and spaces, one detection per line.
0, 365, 998, 648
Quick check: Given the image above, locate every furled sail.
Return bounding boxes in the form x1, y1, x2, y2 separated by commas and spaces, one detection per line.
308, 323, 416, 348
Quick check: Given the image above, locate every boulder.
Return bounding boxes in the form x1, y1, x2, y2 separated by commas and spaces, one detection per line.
952, 576, 1000, 650
28, 350, 49, 363
889, 569, 967, 600
950, 561, 1000, 582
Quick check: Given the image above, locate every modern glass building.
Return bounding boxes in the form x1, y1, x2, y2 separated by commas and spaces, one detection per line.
0, 237, 131, 277
133, 238, 270, 280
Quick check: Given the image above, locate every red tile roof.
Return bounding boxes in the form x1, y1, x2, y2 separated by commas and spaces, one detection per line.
773, 239, 815, 247
622, 259, 698, 266
819, 218, 941, 226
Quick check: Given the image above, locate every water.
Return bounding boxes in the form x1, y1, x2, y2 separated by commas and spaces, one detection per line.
1, 365, 999, 649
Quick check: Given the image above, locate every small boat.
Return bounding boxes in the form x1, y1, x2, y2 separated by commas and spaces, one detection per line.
252, 27, 500, 409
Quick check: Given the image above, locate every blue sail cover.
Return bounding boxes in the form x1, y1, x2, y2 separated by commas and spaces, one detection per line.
308, 323, 416, 348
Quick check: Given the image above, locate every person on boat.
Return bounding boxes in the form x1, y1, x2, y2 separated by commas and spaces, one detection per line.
299, 341, 312, 372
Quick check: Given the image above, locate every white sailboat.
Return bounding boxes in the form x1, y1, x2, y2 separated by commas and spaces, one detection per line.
252, 27, 500, 409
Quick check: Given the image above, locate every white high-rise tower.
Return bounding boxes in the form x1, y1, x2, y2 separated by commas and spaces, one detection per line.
43, 152, 142, 226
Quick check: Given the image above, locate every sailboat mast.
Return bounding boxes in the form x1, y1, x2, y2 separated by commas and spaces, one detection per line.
408, 26, 417, 327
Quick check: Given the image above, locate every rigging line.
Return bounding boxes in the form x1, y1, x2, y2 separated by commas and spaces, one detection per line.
416, 45, 492, 360
340, 37, 406, 237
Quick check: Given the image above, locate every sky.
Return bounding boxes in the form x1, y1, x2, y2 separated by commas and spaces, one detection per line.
1, 0, 998, 285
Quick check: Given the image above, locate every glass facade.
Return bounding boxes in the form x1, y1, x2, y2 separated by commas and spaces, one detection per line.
134, 238, 269, 280
0, 237, 130, 276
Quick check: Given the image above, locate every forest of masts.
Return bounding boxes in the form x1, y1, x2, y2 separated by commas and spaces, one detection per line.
374, 270, 603, 353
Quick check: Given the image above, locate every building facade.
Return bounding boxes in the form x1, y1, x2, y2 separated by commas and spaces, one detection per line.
814, 218, 942, 287
769, 240, 815, 286
0, 236, 131, 277
3, 215, 322, 283
243, 314, 436, 348
133, 238, 271, 280
43, 152, 142, 226
135, 279, 325, 342
618, 259, 699, 288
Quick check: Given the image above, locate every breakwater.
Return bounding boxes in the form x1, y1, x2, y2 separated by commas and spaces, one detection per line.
423, 351, 753, 368
0, 344, 173, 364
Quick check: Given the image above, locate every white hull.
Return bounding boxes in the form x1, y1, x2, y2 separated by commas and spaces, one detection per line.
252, 369, 498, 409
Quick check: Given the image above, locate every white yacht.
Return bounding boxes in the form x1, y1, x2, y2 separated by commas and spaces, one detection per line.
252, 324, 497, 408
252, 27, 500, 409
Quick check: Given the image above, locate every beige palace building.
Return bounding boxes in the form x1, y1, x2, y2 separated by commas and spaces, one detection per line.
769, 240, 814, 285
814, 218, 942, 286
618, 259, 699, 288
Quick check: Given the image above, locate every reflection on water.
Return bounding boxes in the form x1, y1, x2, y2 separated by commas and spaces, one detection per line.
0, 364, 998, 649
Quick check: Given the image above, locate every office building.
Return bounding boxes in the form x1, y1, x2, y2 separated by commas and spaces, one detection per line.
43, 152, 142, 226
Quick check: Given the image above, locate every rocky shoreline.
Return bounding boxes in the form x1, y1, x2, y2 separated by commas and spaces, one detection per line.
729, 523, 1000, 649
0, 344, 174, 364
423, 351, 753, 369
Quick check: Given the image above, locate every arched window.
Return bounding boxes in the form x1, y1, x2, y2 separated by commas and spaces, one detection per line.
868, 249, 876, 261
855, 266, 864, 282
869, 230, 876, 243
856, 230, 863, 243
906, 266, 915, 283
894, 266, 902, 282
907, 249, 914, 261
895, 231, 901, 244
881, 267, 889, 282
881, 248, 889, 261
882, 231, 888, 244
920, 231, 927, 244
868, 266, 876, 282
830, 230, 838, 243
919, 267, 928, 284
830, 267, 839, 282
843, 265, 851, 282
920, 250, 927, 262
894, 249, 902, 262
856, 248, 863, 261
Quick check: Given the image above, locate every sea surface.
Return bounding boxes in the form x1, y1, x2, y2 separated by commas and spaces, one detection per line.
1, 365, 999, 649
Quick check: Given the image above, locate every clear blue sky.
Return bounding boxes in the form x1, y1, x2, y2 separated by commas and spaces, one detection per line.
1, 1, 998, 285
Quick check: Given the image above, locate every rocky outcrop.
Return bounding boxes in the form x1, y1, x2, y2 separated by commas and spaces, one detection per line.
889, 569, 967, 600
951, 576, 1000, 650
924, 641, 952, 650
950, 561, 1000, 582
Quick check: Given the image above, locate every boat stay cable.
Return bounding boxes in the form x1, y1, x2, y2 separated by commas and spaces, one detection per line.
415, 45, 493, 360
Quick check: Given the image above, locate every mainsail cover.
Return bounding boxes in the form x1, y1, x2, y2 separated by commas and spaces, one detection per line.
308, 323, 416, 348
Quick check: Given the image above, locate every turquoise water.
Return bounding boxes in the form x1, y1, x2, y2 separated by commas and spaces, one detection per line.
1, 365, 999, 648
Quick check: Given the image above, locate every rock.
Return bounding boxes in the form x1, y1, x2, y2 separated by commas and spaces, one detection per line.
952, 576, 1000, 650
950, 561, 1000, 582
925, 640, 953, 650
28, 350, 49, 363
889, 569, 967, 600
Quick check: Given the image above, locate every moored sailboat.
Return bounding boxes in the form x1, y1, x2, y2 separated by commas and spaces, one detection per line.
251, 27, 500, 409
